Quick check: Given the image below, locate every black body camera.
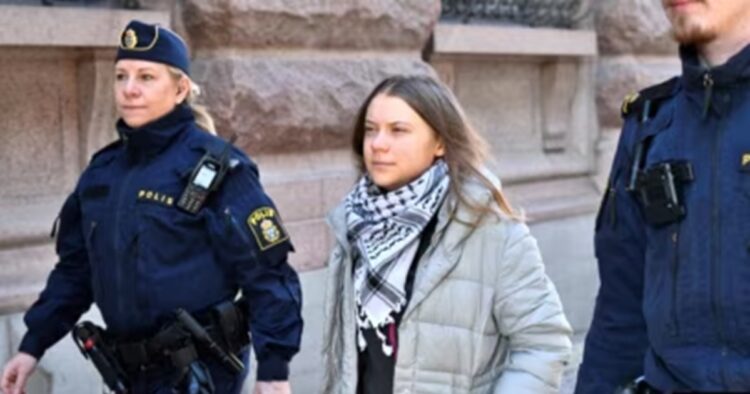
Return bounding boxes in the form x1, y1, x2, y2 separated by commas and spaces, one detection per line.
633, 160, 694, 226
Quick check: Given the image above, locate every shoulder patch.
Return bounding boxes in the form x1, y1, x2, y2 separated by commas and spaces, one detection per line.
620, 92, 640, 116
621, 77, 680, 120
247, 207, 289, 251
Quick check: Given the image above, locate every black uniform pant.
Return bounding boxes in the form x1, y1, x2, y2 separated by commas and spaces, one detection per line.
128, 350, 249, 394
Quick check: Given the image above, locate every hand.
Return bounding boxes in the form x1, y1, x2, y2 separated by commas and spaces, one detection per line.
1, 353, 38, 394
253, 380, 291, 394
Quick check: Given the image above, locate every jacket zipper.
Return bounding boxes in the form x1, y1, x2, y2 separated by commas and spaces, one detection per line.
703, 72, 714, 118
707, 71, 729, 385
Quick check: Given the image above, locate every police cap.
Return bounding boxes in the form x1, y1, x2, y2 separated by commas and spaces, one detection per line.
115, 20, 190, 75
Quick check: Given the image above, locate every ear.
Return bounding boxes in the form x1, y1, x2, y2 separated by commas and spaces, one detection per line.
434, 137, 446, 158
175, 77, 190, 104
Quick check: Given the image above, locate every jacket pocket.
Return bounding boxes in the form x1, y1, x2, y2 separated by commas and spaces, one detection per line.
84, 220, 106, 305
135, 202, 207, 269
666, 225, 681, 337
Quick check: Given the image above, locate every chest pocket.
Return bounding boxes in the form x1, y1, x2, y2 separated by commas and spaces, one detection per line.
79, 182, 113, 255
134, 164, 210, 270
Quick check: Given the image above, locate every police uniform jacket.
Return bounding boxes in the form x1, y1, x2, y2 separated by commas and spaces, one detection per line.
18, 104, 302, 381
577, 44, 750, 392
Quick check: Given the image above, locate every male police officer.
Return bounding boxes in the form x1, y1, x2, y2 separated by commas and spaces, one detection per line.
576, 1, 750, 393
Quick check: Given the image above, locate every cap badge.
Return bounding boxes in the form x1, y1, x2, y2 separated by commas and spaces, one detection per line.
123, 29, 138, 49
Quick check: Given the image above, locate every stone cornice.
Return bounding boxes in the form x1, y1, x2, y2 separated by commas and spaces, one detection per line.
433, 23, 598, 58
0, 6, 168, 47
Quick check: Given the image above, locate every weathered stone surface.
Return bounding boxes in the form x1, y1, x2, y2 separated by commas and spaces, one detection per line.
183, 0, 440, 50
596, 55, 680, 129
193, 55, 434, 154
0, 50, 80, 199
595, 0, 675, 55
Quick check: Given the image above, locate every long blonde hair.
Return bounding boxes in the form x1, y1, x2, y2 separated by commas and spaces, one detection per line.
167, 66, 216, 134
352, 75, 518, 223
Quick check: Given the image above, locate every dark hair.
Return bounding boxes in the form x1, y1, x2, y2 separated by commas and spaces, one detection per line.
352, 75, 517, 220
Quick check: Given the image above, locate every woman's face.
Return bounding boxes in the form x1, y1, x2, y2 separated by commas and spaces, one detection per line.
114, 59, 187, 128
363, 94, 445, 191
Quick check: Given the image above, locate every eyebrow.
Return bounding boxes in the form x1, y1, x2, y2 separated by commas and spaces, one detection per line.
365, 119, 412, 127
115, 67, 158, 73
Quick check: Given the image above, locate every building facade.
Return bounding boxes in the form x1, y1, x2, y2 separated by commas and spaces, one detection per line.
0, 0, 678, 392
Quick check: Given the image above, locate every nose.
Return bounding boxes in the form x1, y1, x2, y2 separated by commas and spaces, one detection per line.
369, 130, 390, 152
122, 77, 140, 98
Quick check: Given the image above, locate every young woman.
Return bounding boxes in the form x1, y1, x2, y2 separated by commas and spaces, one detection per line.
1, 20, 301, 394
322, 75, 572, 394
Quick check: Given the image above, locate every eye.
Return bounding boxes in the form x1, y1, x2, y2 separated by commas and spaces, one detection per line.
140, 74, 155, 81
115, 73, 126, 81
392, 126, 409, 133
364, 125, 377, 135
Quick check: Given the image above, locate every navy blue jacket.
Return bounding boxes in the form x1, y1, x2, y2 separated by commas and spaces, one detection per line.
19, 105, 302, 381
577, 44, 750, 393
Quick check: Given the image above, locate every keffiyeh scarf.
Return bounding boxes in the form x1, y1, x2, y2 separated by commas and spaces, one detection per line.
345, 160, 450, 355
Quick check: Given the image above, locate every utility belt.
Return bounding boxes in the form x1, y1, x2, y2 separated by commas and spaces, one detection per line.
72, 298, 250, 394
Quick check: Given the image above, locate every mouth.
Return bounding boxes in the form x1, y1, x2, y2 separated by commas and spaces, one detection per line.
370, 161, 395, 168
666, 0, 700, 10
120, 105, 146, 112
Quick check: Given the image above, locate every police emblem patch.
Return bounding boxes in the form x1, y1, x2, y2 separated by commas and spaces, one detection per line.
247, 207, 289, 250
123, 28, 138, 49
742, 153, 750, 171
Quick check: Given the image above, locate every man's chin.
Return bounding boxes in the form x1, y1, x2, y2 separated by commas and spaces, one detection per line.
671, 22, 716, 45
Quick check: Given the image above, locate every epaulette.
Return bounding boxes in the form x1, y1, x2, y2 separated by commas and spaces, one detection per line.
89, 139, 123, 164
187, 132, 243, 170
620, 77, 680, 121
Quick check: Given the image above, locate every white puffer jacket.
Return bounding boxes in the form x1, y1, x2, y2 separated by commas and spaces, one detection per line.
321, 175, 573, 394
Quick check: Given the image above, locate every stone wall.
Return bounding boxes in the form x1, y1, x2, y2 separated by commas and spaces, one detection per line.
593, 0, 680, 186
0, 1, 440, 392
180, 1, 440, 273
0, 0, 685, 392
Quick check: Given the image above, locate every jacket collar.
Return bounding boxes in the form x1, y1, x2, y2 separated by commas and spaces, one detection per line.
680, 43, 750, 91
116, 104, 194, 160
327, 168, 503, 320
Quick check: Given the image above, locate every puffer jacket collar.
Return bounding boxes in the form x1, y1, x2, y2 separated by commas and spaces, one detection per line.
327, 169, 500, 320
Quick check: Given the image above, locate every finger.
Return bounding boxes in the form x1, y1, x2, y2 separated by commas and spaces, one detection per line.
12, 370, 29, 394
1, 366, 15, 394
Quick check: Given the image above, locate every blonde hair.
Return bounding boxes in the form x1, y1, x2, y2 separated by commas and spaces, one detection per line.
352, 75, 519, 223
167, 66, 216, 135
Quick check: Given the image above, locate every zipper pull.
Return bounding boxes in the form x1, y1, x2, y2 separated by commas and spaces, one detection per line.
703, 72, 714, 118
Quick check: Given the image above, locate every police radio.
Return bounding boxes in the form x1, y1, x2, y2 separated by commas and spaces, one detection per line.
177, 136, 237, 214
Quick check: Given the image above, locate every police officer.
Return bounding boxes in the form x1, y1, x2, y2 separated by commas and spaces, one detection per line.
0, 20, 301, 394
576, 1, 750, 393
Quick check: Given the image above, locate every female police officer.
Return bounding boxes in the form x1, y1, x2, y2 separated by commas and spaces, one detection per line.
0, 20, 301, 394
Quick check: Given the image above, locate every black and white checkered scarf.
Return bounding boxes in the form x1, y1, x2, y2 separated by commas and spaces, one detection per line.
345, 160, 450, 355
